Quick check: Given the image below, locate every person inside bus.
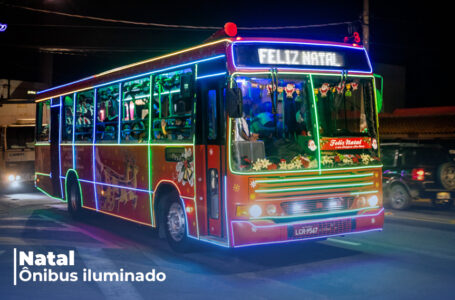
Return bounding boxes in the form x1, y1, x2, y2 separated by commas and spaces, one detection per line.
235, 104, 258, 142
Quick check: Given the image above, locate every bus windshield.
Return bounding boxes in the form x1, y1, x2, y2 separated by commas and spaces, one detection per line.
231, 74, 318, 172
313, 75, 380, 168
230, 74, 380, 172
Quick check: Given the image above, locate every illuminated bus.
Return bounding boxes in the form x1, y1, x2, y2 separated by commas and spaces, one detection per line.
35, 25, 384, 250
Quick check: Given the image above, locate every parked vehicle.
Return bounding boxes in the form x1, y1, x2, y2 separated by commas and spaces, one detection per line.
382, 142, 455, 209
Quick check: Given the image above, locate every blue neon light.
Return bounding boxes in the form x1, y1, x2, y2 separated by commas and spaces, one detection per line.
233, 228, 382, 248
78, 178, 152, 194
196, 72, 226, 80
0, 23, 8, 32
117, 82, 122, 144
58, 96, 64, 199
231, 41, 373, 74
92, 88, 99, 210
37, 76, 95, 95
94, 55, 226, 89
230, 208, 384, 247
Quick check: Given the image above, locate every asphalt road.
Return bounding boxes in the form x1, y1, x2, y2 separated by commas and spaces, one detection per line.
1, 191, 454, 300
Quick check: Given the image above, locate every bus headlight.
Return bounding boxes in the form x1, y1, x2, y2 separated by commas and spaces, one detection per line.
368, 195, 379, 207
15, 175, 21, 181
249, 205, 262, 218
8, 174, 15, 182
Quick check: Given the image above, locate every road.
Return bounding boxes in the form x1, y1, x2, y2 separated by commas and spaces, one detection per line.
1, 191, 454, 300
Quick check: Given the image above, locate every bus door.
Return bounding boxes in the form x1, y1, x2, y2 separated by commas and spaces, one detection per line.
50, 104, 62, 198
199, 80, 225, 238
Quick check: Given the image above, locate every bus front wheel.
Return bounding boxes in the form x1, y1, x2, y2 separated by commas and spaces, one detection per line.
67, 179, 83, 219
163, 196, 191, 252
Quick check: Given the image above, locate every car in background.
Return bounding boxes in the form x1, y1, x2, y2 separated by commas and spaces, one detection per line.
381, 142, 455, 210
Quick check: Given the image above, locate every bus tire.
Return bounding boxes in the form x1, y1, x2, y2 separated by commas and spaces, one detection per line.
163, 195, 191, 252
67, 178, 84, 219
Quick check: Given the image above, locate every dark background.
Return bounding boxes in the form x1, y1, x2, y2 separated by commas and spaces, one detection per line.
0, 0, 446, 108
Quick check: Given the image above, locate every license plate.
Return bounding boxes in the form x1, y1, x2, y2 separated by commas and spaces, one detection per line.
293, 225, 319, 237
437, 192, 450, 200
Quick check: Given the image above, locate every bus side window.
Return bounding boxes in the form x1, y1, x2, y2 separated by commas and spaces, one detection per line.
208, 90, 217, 140
75, 90, 94, 142
96, 84, 120, 142
62, 94, 74, 143
120, 77, 150, 143
37, 100, 51, 142
152, 68, 193, 141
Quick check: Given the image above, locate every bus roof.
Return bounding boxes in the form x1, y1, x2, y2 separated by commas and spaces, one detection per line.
36, 37, 371, 102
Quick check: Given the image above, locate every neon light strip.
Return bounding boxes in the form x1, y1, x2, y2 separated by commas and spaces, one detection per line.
148, 74, 154, 226
83, 206, 153, 227
92, 88, 99, 210
72, 93, 76, 169
224, 175, 230, 246
255, 173, 373, 184
78, 178, 152, 194
252, 206, 380, 221
309, 74, 322, 174
35, 172, 51, 177
36, 186, 65, 202
230, 208, 384, 247
255, 182, 373, 193
36, 54, 226, 102
61, 143, 194, 146
37, 76, 95, 95
37, 39, 230, 97
233, 228, 382, 248
234, 207, 384, 228
231, 40, 373, 74
35, 142, 50, 146
255, 190, 379, 202
196, 72, 226, 80
58, 97, 64, 199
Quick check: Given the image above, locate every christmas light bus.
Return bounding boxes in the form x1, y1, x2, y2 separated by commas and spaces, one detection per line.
35, 24, 384, 250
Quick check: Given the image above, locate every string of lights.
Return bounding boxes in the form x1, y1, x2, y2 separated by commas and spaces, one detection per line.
3, 3, 356, 31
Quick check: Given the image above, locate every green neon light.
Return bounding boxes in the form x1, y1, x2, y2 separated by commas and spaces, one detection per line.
255, 181, 373, 194
35, 142, 50, 146
148, 74, 155, 226
35, 172, 51, 177
36, 186, 65, 202
252, 206, 380, 220
309, 74, 321, 174
351, 190, 378, 195
255, 172, 374, 184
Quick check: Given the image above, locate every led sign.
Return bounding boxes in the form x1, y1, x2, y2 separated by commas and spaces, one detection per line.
258, 48, 343, 67
232, 42, 372, 73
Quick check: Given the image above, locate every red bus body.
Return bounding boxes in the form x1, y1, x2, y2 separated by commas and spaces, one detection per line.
35, 37, 384, 248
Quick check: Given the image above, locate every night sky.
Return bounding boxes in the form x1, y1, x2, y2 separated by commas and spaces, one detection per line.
0, 0, 446, 108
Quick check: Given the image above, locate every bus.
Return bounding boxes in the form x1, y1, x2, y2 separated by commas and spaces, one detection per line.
35, 25, 384, 250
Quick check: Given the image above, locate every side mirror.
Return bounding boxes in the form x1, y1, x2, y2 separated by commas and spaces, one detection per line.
226, 87, 243, 118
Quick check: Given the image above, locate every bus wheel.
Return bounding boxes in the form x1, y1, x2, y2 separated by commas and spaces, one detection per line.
67, 179, 83, 219
164, 197, 191, 252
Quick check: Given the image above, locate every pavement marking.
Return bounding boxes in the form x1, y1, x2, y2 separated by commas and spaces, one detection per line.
77, 247, 143, 300
39, 214, 121, 248
386, 214, 455, 225
326, 238, 361, 246
0, 225, 75, 231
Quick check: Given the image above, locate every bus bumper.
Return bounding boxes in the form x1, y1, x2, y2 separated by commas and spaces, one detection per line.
230, 208, 384, 248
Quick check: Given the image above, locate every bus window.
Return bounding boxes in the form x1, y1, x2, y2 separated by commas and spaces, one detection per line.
62, 94, 74, 143
208, 90, 217, 140
121, 77, 150, 143
152, 68, 193, 141
37, 100, 51, 142
75, 90, 95, 142
96, 84, 120, 142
